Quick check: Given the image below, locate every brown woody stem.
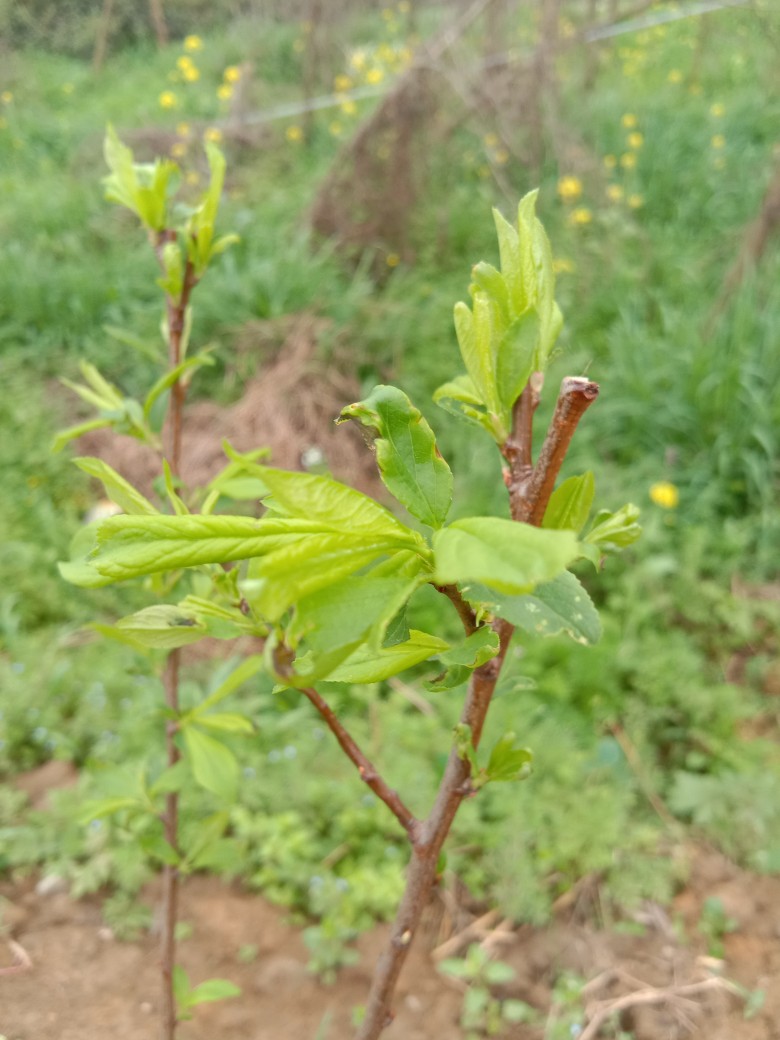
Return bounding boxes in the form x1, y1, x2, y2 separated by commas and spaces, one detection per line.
155, 234, 198, 1040
509, 376, 599, 525
299, 685, 419, 837
433, 583, 479, 635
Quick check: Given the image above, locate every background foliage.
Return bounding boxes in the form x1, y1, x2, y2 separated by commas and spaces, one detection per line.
1, 0, 779, 973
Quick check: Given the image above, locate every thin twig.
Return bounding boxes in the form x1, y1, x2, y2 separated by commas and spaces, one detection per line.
0, 939, 33, 976
608, 722, 678, 827
299, 686, 419, 838
434, 583, 479, 635
155, 242, 198, 1040
432, 908, 502, 961
501, 375, 543, 487
579, 976, 742, 1040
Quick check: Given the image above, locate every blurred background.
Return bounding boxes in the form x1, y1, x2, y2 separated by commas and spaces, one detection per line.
1, 0, 779, 1036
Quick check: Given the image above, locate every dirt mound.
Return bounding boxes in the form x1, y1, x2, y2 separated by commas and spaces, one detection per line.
2, 846, 778, 1040
75, 315, 382, 505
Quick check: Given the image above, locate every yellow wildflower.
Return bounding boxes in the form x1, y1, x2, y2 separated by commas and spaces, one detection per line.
159, 91, 177, 109
557, 175, 583, 203
606, 184, 624, 202
217, 84, 233, 101
1, 91, 14, 104
329, 121, 343, 136
183, 35, 203, 52
176, 55, 193, 71
349, 50, 367, 71
176, 122, 191, 138
649, 482, 679, 509
621, 113, 637, 129
171, 142, 187, 159
286, 124, 303, 142
386, 252, 400, 267
710, 102, 725, 117
224, 66, 242, 83
341, 99, 357, 116
711, 134, 725, 149
552, 258, 575, 274
382, 7, 393, 19
183, 66, 200, 82
365, 68, 384, 85
568, 207, 592, 226
185, 171, 200, 186
667, 69, 683, 84
620, 152, 637, 170
334, 74, 353, 92
204, 127, 222, 144
493, 148, 509, 165
627, 131, 644, 149
603, 154, 617, 170
628, 194, 644, 209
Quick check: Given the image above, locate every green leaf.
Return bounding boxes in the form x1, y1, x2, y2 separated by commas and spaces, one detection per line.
328, 630, 449, 684
179, 811, 230, 871
193, 712, 254, 734
173, 965, 193, 1017
495, 310, 539, 418
104, 323, 162, 362
542, 472, 595, 534
103, 125, 177, 231
485, 731, 533, 783
188, 978, 242, 1006
585, 503, 642, 551
52, 418, 113, 454
111, 604, 208, 649
182, 726, 239, 802
424, 626, 499, 692
139, 831, 181, 867
77, 796, 140, 823
158, 239, 184, 297
432, 374, 497, 438
245, 542, 406, 623
433, 518, 579, 595
143, 352, 215, 419
338, 385, 453, 529
73, 457, 158, 515
186, 142, 239, 275
290, 573, 422, 655
196, 656, 265, 714
467, 570, 601, 646
255, 465, 418, 542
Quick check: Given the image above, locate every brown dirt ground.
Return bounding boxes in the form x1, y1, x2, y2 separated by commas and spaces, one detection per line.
1, 844, 779, 1040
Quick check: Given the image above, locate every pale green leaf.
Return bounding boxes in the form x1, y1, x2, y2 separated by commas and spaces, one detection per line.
338, 385, 453, 528
73, 457, 158, 515
465, 570, 601, 645
328, 630, 449, 684
542, 472, 595, 534
112, 604, 208, 648
433, 518, 579, 594
183, 726, 239, 802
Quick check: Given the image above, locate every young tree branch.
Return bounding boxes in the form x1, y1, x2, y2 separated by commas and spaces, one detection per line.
355, 374, 599, 1040
509, 376, 599, 525
433, 582, 479, 635
299, 685, 420, 839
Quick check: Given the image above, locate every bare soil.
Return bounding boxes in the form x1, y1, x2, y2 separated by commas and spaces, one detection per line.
2, 846, 778, 1040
